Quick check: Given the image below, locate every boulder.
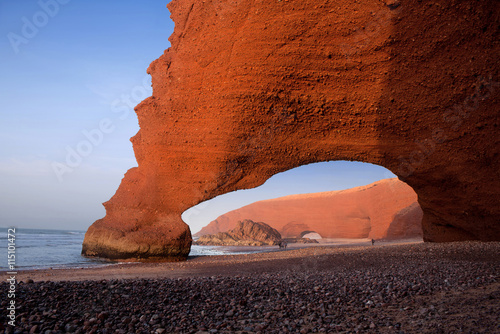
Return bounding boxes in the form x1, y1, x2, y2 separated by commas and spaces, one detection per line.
194, 220, 281, 246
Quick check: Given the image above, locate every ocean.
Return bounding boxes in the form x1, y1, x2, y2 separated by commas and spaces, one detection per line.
0, 228, 272, 270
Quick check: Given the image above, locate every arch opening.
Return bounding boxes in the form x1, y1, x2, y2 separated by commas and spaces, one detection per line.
183, 161, 423, 253
300, 232, 322, 239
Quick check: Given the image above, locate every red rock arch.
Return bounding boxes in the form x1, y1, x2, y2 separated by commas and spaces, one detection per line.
300, 232, 321, 239
83, 0, 499, 260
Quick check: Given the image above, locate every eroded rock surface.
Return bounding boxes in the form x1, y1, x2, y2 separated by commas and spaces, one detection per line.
83, 0, 499, 260
196, 179, 423, 240
195, 220, 281, 246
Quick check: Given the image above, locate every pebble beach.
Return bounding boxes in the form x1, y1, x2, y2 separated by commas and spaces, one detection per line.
1, 241, 499, 333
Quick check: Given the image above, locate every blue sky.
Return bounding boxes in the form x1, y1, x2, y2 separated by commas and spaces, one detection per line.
0, 1, 395, 233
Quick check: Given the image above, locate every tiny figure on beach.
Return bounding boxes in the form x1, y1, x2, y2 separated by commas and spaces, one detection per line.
279, 240, 288, 250
371, 239, 375, 246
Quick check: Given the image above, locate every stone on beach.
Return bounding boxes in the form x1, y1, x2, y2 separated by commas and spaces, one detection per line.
195, 220, 282, 246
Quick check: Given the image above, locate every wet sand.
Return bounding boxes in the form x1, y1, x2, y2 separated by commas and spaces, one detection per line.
14, 239, 416, 282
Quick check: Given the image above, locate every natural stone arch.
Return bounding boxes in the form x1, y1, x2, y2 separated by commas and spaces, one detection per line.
82, 0, 500, 260
300, 232, 322, 240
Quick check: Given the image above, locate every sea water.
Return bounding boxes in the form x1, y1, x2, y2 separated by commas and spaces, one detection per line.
0, 228, 270, 270
0, 228, 111, 270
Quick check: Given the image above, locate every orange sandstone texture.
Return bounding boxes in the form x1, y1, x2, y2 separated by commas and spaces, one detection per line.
195, 179, 423, 240
83, 0, 500, 260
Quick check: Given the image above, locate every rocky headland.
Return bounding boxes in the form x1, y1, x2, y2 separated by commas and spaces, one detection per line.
196, 178, 423, 241
194, 220, 281, 246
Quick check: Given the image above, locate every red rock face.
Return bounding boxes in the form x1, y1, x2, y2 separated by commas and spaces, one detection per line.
195, 179, 423, 240
83, 0, 500, 260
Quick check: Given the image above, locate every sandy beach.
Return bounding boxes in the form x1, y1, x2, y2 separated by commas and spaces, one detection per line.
2, 240, 499, 333
13, 238, 385, 282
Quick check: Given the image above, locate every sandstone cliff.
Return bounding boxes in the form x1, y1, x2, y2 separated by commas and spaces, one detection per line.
195, 220, 281, 246
195, 178, 423, 240
83, 0, 499, 260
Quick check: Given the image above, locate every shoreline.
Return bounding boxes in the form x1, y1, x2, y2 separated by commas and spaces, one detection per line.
10, 239, 422, 282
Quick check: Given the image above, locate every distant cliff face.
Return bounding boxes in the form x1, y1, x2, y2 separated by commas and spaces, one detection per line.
83, 0, 499, 261
195, 220, 282, 246
196, 179, 423, 240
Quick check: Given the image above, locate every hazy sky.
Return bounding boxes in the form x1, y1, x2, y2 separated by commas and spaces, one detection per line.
0, 1, 395, 233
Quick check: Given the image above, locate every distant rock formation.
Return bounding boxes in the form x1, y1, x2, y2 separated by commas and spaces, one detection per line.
195, 178, 423, 240
194, 220, 281, 246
